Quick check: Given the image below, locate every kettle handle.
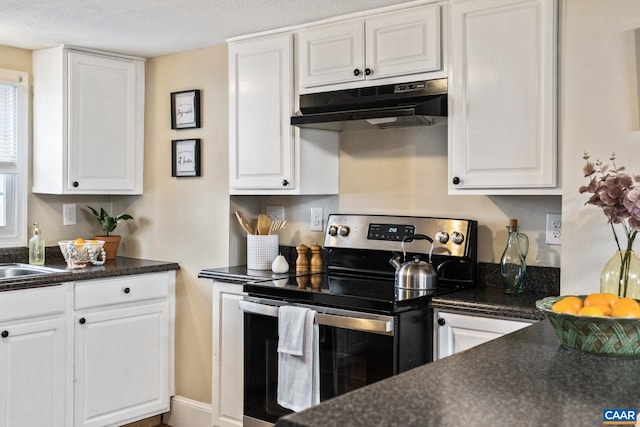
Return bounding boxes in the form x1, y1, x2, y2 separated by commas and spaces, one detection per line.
402, 234, 434, 263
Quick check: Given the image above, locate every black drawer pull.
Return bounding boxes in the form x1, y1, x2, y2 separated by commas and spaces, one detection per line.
124, 287, 131, 294
1, 330, 8, 338
79, 318, 86, 325
437, 318, 446, 326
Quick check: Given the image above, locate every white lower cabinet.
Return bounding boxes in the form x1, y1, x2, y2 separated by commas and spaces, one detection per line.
0, 285, 68, 427
74, 272, 175, 427
0, 271, 176, 427
434, 310, 534, 360
212, 282, 245, 427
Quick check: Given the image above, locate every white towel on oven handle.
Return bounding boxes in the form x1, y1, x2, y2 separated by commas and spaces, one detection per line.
277, 305, 320, 412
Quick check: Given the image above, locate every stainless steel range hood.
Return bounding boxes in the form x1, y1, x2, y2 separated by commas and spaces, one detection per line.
291, 79, 447, 131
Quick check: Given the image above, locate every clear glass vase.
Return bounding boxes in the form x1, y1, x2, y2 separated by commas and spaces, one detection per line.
600, 250, 640, 298
500, 220, 529, 294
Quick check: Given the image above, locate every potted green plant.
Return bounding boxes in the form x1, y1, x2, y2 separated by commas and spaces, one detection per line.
87, 206, 134, 260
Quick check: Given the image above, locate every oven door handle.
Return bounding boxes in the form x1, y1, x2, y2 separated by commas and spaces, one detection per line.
238, 299, 394, 336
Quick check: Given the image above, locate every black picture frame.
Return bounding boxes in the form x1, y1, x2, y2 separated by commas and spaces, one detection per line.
171, 139, 201, 177
170, 89, 201, 129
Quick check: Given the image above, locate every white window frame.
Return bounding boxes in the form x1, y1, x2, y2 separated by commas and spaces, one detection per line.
0, 68, 28, 247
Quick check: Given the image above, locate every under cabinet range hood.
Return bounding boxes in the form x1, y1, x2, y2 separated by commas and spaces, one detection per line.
291, 79, 447, 131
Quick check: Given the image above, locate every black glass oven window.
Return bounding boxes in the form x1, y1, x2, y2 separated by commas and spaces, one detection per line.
319, 326, 393, 400
368, 223, 415, 241
244, 312, 395, 424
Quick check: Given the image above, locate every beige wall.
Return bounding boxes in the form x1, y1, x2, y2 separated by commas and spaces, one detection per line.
114, 45, 230, 403
561, 0, 640, 294
262, 126, 562, 268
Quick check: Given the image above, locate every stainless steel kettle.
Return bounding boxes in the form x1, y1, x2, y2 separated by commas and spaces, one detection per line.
389, 234, 438, 290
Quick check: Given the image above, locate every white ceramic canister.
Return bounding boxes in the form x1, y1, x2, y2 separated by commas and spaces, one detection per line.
247, 234, 279, 270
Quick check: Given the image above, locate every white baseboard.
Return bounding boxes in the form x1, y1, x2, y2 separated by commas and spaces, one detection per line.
162, 395, 212, 427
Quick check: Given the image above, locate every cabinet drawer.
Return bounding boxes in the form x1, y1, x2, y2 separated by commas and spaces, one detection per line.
0, 285, 66, 322
75, 274, 168, 309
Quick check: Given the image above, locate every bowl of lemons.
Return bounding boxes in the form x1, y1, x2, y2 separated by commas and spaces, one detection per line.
58, 238, 105, 265
537, 293, 640, 356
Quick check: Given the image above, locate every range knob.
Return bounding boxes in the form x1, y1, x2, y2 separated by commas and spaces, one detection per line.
338, 225, 350, 237
435, 231, 449, 244
328, 225, 339, 236
451, 231, 465, 245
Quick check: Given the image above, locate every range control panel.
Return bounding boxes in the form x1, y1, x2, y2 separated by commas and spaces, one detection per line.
324, 214, 476, 258
367, 223, 415, 241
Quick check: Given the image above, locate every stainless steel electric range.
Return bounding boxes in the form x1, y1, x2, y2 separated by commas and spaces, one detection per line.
241, 214, 477, 427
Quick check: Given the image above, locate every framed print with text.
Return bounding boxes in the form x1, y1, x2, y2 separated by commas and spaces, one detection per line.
171, 89, 201, 129
172, 139, 201, 177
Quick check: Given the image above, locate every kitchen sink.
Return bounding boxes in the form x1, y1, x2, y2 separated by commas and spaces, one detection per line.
0, 263, 64, 279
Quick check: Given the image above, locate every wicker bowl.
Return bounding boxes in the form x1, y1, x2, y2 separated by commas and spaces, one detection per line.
58, 240, 105, 263
537, 296, 640, 356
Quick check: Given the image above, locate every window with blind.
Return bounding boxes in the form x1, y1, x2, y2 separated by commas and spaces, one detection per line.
0, 69, 28, 247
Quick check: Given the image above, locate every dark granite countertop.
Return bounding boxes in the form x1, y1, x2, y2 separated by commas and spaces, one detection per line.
0, 257, 180, 292
432, 287, 556, 321
276, 320, 640, 427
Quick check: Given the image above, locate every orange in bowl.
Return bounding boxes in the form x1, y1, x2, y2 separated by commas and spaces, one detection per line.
611, 298, 640, 318
551, 296, 583, 314
584, 293, 617, 307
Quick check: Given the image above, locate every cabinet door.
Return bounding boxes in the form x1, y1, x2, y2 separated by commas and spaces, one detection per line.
298, 20, 365, 88
212, 282, 246, 427
448, 0, 557, 192
68, 51, 142, 192
229, 34, 295, 190
365, 5, 442, 80
435, 311, 532, 360
74, 302, 169, 427
0, 317, 67, 427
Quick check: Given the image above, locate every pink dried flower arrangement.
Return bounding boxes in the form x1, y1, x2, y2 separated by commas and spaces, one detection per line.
580, 152, 640, 296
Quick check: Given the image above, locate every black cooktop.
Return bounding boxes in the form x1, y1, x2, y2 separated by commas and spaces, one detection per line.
243, 272, 459, 314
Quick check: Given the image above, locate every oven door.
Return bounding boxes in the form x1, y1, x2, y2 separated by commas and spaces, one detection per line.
240, 297, 400, 427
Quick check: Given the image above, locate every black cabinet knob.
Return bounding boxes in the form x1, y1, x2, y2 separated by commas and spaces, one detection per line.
452, 177, 461, 185
73, 181, 79, 188
282, 179, 289, 187
124, 287, 130, 294
437, 318, 446, 326
79, 318, 86, 325
353, 69, 361, 76
1, 330, 8, 338
365, 68, 372, 76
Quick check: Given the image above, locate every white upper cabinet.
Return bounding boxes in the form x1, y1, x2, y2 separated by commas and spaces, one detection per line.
229, 35, 295, 191
32, 46, 145, 195
229, 34, 339, 195
297, 4, 443, 90
448, 0, 558, 194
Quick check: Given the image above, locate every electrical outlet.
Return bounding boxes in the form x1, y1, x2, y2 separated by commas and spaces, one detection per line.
545, 213, 561, 245
310, 207, 324, 232
266, 205, 285, 221
63, 203, 77, 226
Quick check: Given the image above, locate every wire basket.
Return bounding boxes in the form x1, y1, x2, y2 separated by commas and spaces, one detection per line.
537, 296, 640, 356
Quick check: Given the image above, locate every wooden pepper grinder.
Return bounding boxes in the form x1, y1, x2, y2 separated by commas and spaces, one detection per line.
296, 244, 309, 273
310, 244, 323, 273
